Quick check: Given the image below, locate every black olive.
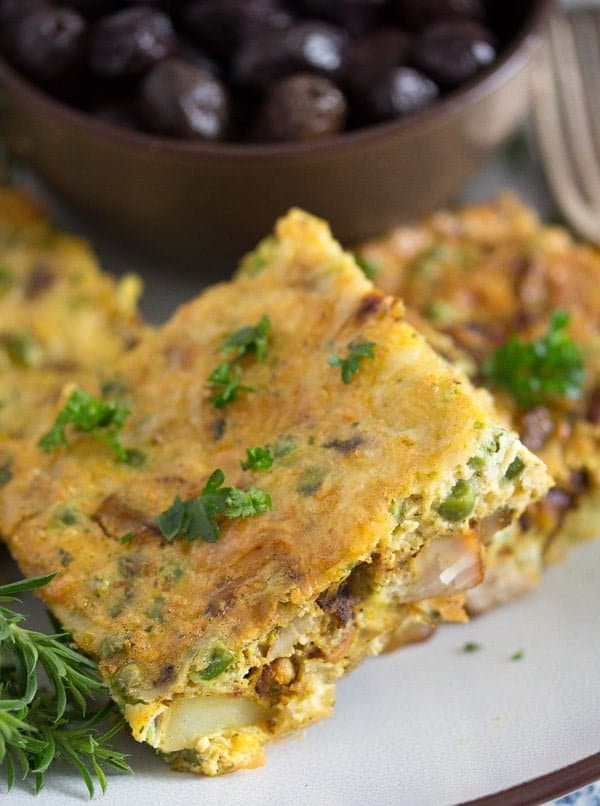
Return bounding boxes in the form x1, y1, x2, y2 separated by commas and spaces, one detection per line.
176, 40, 222, 78
138, 58, 230, 140
0, 0, 502, 143
0, 0, 49, 28
12, 7, 88, 87
254, 73, 346, 142
0, 0, 50, 57
88, 6, 177, 78
389, 0, 484, 31
413, 20, 496, 89
182, 0, 292, 64
343, 27, 410, 95
234, 20, 348, 89
363, 66, 438, 122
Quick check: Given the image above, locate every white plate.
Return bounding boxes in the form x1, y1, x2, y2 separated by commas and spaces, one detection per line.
4, 537, 600, 805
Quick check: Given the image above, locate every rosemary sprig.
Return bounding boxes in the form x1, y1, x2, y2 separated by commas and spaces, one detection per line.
0, 573, 131, 796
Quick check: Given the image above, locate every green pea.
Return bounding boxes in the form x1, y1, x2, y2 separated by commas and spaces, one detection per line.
438, 479, 475, 522
505, 456, 525, 480
297, 466, 326, 496
145, 596, 165, 623
353, 252, 379, 280
111, 662, 142, 702
124, 448, 146, 467
52, 506, 80, 527
0, 462, 12, 486
98, 635, 126, 659
271, 434, 296, 458
2, 330, 42, 367
389, 500, 405, 532
0, 265, 13, 295
423, 300, 456, 324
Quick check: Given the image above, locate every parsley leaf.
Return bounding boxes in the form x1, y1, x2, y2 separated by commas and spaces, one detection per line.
38, 389, 134, 462
207, 362, 255, 408
207, 316, 271, 408
225, 486, 272, 518
328, 340, 377, 384
222, 315, 271, 361
241, 446, 274, 471
155, 469, 272, 544
482, 310, 584, 408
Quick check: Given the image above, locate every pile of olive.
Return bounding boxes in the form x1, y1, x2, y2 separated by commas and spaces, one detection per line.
0, 1, 500, 144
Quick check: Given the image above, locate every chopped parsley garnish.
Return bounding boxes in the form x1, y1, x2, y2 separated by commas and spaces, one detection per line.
241, 445, 274, 471
353, 252, 380, 280
482, 310, 584, 408
38, 388, 134, 463
222, 314, 271, 361
207, 316, 271, 408
155, 469, 272, 544
225, 486, 272, 517
239, 236, 276, 276
510, 649, 525, 661
208, 362, 254, 409
328, 340, 377, 384
462, 641, 482, 653
120, 532, 135, 544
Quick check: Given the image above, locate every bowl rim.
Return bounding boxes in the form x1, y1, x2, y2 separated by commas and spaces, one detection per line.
0, 0, 553, 160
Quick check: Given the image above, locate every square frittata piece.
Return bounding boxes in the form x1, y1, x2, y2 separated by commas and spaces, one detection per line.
360, 193, 600, 612
0, 208, 550, 775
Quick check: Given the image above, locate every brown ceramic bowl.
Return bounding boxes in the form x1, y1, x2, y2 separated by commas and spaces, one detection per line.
0, 0, 552, 274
